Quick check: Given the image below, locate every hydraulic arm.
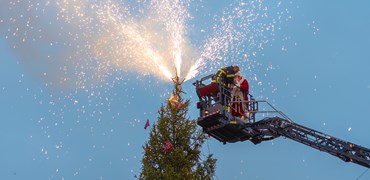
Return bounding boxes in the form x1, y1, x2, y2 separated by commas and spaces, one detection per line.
252, 117, 370, 168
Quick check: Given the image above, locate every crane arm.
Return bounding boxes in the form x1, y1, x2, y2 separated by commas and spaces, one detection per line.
253, 117, 370, 168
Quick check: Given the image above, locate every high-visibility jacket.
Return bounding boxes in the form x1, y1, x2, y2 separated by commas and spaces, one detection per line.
212, 66, 236, 86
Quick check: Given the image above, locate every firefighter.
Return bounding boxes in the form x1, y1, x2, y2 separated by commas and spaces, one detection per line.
212, 65, 240, 106
212, 65, 240, 86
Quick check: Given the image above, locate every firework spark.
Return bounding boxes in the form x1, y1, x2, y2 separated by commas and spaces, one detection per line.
1, 0, 290, 87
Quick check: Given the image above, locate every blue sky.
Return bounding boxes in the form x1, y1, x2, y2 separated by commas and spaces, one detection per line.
1, 0, 370, 179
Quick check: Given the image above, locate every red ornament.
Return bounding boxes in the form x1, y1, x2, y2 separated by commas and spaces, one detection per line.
163, 140, 172, 153
177, 102, 183, 109
144, 119, 150, 130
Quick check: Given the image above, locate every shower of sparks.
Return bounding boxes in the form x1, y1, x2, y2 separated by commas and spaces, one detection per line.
150, 0, 191, 79
1, 0, 291, 86
95, 2, 174, 80
55, 0, 196, 82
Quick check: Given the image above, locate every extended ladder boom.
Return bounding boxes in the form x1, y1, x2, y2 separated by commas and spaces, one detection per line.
253, 117, 370, 168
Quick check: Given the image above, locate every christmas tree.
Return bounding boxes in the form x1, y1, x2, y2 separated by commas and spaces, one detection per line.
139, 76, 217, 179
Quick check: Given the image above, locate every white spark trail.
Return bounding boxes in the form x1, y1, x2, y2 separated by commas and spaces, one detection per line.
185, 16, 234, 80
96, 2, 173, 81
1, 0, 290, 87
151, 0, 190, 79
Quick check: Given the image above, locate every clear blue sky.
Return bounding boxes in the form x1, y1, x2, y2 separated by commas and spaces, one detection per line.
1, 0, 370, 179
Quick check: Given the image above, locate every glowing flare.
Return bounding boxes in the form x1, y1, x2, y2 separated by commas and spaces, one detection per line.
185, 58, 203, 81
2, 0, 287, 86
97, 2, 174, 81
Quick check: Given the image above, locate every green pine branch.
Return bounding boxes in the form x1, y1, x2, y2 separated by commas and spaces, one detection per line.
139, 82, 217, 180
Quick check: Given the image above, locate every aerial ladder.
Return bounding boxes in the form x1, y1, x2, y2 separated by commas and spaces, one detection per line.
193, 74, 370, 168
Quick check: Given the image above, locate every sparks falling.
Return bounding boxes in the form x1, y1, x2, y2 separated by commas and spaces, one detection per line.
1, 0, 291, 87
